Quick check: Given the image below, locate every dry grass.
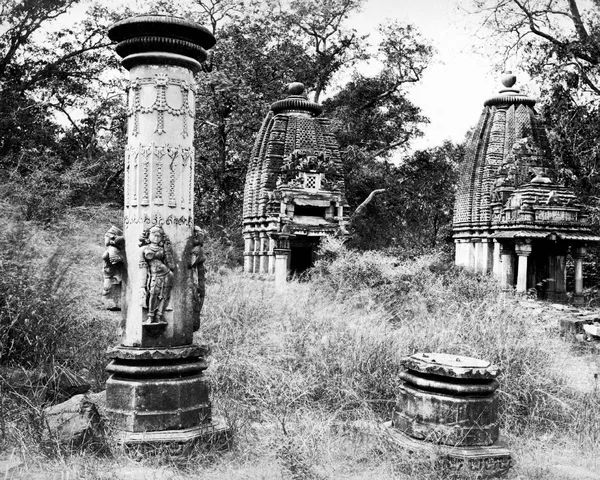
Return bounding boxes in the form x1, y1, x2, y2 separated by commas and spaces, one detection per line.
1, 205, 599, 479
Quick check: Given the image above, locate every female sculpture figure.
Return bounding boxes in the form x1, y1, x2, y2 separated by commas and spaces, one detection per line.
139, 225, 174, 324
102, 226, 125, 310
190, 226, 206, 331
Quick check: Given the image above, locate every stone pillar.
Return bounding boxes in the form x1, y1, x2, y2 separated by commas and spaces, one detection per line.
573, 246, 586, 306
555, 248, 567, 302
105, 16, 226, 444
273, 232, 291, 290
500, 244, 514, 291
546, 254, 557, 300
492, 241, 502, 279
259, 232, 268, 275
473, 239, 482, 272
243, 232, 253, 273
252, 231, 260, 274
515, 242, 532, 293
267, 234, 276, 275
454, 241, 465, 266
467, 241, 476, 270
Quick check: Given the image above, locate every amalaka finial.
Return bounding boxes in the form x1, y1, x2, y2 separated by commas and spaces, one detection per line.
287, 82, 305, 96
501, 71, 517, 88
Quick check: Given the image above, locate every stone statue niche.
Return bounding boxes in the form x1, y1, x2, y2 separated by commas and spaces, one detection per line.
102, 225, 125, 311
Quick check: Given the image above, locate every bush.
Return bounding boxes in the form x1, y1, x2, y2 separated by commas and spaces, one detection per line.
0, 223, 77, 367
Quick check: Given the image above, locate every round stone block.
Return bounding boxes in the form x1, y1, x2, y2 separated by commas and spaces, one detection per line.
393, 383, 499, 447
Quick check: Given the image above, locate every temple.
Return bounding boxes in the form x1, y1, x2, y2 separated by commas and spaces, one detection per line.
453, 72, 600, 303
242, 83, 350, 284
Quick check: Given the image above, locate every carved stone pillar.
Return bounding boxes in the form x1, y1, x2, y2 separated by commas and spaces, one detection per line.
500, 244, 514, 291
104, 16, 227, 444
515, 242, 532, 293
267, 234, 276, 275
473, 239, 482, 272
573, 246, 586, 306
546, 254, 557, 300
492, 241, 502, 279
555, 248, 567, 302
259, 232, 268, 275
243, 232, 253, 273
252, 231, 260, 274
272, 232, 291, 290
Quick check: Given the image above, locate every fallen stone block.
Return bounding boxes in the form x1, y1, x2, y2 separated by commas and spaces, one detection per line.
44, 392, 106, 451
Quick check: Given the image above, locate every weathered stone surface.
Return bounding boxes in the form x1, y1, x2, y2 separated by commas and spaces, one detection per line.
106, 373, 210, 432
383, 423, 512, 479
44, 392, 106, 450
401, 352, 499, 380
393, 383, 499, 446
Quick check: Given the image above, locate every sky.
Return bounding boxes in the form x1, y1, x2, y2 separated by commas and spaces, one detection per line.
346, 0, 505, 152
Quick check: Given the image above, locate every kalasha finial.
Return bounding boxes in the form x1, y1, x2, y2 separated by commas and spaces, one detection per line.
501, 71, 517, 88
287, 82, 305, 96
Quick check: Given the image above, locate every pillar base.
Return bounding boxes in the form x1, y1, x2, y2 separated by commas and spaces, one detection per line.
572, 292, 585, 306
115, 418, 231, 452
383, 422, 512, 478
106, 345, 214, 434
547, 292, 568, 303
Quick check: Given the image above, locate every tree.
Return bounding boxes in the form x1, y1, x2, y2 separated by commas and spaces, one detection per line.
471, 0, 600, 97
279, 0, 368, 102
347, 142, 462, 251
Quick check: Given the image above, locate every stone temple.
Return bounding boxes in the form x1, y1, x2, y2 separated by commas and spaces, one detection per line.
242, 83, 349, 282
453, 72, 599, 303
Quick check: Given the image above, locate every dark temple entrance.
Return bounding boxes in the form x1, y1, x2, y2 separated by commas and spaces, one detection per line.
289, 236, 320, 276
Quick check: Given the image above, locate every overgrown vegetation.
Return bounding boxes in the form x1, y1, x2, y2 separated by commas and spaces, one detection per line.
0, 208, 598, 478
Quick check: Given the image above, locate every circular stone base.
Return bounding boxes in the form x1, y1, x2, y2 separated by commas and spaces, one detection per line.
115, 417, 232, 453
382, 421, 512, 478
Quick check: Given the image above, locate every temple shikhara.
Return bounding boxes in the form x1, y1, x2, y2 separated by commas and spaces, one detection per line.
453, 72, 600, 303
242, 83, 349, 283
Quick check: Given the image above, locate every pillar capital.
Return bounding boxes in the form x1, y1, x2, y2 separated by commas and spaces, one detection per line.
572, 246, 586, 259
515, 243, 532, 256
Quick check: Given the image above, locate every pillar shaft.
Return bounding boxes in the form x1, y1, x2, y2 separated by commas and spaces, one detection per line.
259, 233, 268, 274
515, 243, 532, 293
500, 245, 514, 291
573, 246, 586, 306
492, 241, 501, 279
243, 233, 253, 273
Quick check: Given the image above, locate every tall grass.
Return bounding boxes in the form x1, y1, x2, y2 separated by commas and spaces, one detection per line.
201, 248, 600, 459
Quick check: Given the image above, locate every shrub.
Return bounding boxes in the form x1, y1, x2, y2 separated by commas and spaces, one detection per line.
0, 223, 76, 367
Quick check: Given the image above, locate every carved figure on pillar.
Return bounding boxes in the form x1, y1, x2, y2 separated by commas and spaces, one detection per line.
139, 225, 174, 324
190, 226, 206, 330
102, 226, 125, 310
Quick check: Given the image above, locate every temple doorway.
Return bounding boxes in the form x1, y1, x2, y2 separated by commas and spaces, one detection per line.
289, 236, 320, 276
